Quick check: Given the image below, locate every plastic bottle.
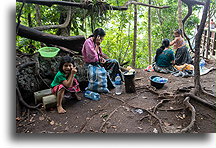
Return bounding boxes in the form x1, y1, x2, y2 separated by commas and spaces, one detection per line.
84, 90, 100, 101
199, 59, 205, 70
115, 74, 122, 95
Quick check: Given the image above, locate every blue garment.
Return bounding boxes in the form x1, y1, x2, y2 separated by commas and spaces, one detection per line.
87, 63, 109, 93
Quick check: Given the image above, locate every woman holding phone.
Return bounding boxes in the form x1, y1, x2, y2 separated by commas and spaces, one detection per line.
82, 28, 123, 88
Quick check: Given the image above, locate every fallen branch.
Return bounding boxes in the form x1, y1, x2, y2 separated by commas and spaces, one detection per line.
103, 94, 125, 104
180, 97, 196, 133
16, 23, 85, 52
99, 105, 122, 132
79, 103, 108, 133
17, 0, 170, 10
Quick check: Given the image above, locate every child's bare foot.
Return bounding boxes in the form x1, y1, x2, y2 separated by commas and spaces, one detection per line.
57, 106, 66, 114
73, 93, 81, 101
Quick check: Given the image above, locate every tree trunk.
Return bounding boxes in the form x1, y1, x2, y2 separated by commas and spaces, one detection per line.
132, 2, 137, 68
194, 0, 210, 94
206, 10, 211, 59
177, 0, 184, 37
28, 12, 32, 28
56, 1, 71, 36
16, 23, 85, 53
148, 0, 152, 65
35, 4, 42, 26
56, 9, 71, 36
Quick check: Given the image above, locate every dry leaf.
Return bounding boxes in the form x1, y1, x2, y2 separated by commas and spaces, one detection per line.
64, 126, 69, 131
153, 128, 158, 133
111, 125, 117, 129
29, 117, 34, 122
16, 117, 21, 121
137, 127, 143, 130
50, 120, 55, 125
39, 116, 45, 121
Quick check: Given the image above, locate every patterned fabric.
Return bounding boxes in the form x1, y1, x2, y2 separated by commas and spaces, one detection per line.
87, 64, 109, 93
102, 59, 123, 82
51, 78, 80, 95
153, 63, 177, 74
175, 45, 193, 65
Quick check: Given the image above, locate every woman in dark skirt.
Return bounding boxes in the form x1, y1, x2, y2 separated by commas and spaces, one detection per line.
170, 29, 193, 65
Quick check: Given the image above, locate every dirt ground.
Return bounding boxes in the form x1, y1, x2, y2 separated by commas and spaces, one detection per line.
16, 60, 216, 133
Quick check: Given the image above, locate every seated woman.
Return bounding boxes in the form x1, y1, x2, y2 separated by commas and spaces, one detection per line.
153, 39, 176, 73
82, 28, 123, 87
170, 29, 193, 65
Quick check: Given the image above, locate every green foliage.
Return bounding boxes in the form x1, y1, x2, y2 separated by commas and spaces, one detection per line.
16, 0, 204, 68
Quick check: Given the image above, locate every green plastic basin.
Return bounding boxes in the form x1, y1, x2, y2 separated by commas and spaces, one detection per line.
38, 47, 60, 58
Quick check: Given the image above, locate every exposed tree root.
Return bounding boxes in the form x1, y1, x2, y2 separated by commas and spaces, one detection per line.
153, 99, 171, 114
176, 86, 194, 93
181, 97, 196, 133
200, 89, 216, 99
185, 93, 216, 110
139, 107, 164, 133
16, 85, 41, 109
136, 85, 159, 95
157, 107, 184, 111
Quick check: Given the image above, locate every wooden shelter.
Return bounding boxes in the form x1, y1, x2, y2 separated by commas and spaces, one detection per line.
200, 28, 216, 59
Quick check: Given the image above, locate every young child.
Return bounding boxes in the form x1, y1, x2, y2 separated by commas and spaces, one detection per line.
170, 29, 192, 65
50, 55, 81, 114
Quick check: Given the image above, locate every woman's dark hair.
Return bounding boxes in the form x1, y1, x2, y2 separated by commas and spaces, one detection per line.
59, 55, 74, 73
162, 38, 170, 48
88, 28, 106, 38
174, 29, 183, 37
155, 39, 170, 62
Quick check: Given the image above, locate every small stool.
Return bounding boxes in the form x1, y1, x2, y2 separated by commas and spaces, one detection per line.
34, 89, 52, 104
42, 95, 57, 110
